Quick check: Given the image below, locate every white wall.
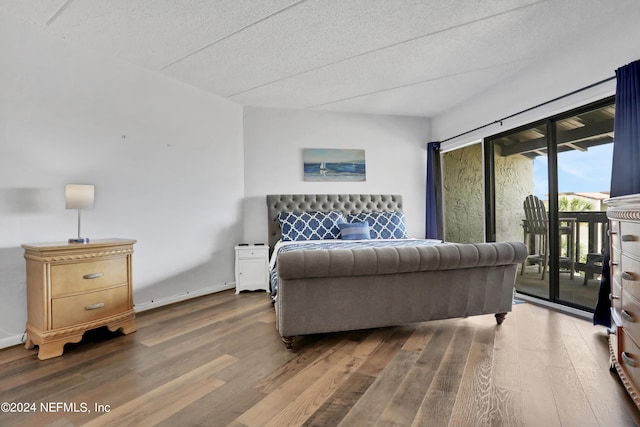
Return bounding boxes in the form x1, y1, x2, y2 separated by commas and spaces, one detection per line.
432, 9, 640, 149
242, 107, 431, 244
0, 21, 244, 348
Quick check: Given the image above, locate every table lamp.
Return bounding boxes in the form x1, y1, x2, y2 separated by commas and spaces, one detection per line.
65, 184, 95, 243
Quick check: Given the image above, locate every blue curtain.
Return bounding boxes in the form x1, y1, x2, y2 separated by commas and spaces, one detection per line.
610, 60, 640, 197
594, 59, 640, 327
425, 142, 442, 240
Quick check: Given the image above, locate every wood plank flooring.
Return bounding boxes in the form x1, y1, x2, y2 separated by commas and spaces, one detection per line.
1, 290, 639, 426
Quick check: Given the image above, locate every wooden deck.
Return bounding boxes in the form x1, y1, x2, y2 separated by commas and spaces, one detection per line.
517, 264, 601, 310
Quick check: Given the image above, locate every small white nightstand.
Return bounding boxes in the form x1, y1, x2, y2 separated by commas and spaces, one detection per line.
234, 244, 269, 294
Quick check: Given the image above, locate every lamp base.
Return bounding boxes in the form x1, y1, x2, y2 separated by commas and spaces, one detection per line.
68, 237, 90, 244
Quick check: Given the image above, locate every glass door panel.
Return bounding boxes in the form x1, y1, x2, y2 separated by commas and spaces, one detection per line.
491, 124, 550, 300
555, 104, 614, 310
485, 97, 614, 312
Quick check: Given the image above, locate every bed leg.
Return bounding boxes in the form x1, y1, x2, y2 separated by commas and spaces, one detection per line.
282, 336, 295, 350
495, 313, 507, 324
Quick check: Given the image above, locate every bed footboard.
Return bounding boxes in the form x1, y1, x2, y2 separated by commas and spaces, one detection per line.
275, 242, 527, 349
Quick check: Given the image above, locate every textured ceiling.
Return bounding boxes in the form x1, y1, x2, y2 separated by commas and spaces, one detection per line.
3, 0, 639, 117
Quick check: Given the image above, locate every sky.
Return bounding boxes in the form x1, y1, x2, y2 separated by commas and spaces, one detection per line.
303, 148, 365, 163
534, 144, 613, 198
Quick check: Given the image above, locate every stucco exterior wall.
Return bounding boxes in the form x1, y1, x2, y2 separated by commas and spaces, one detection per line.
443, 144, 484, 243
494, 150, 534, 243
443, 143, 534, 244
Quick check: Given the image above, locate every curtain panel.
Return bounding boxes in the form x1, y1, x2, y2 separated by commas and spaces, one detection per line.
610, 60, 640, 197
594, 59, 640, 327
425, 142, 443, 240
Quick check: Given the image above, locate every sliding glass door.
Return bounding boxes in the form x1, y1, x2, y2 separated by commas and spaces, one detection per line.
485, 98, 614, 311
554, 104, 613, 308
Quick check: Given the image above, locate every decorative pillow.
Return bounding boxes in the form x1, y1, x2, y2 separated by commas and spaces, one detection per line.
339, 221, 370, 240
347, 211, 408, 239
278, 211, 345, 241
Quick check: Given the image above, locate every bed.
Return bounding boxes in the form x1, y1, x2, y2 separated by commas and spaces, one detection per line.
267, 194, 527, 349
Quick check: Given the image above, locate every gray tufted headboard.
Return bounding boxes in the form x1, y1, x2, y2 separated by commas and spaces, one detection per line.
266, 194, 403, 250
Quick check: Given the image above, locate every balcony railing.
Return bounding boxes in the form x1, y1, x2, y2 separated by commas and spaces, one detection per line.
559, 210, 607, 278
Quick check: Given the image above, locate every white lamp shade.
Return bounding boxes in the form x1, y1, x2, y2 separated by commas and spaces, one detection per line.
65, 184, 95, 209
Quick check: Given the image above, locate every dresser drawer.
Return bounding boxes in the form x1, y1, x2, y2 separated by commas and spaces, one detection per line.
612, 278, 623, 313
621, 254, 640, 302
621, 289, 640, 339
236, 247, 267, 259
51, 285, 130, 329
611, 245, 622, 284
610, 220, 621, 251
620, 221, 640, 258
51, 257, 128, 296
620, 329, 640, 392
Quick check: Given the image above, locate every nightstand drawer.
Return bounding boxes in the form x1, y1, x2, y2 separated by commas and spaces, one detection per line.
51, 257, 128, 296
52, 285, 130, 329
236, 247, 268, 259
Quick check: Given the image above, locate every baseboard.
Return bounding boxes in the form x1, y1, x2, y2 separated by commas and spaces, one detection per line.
0, 334, 25, 350
134, 283, 236, 313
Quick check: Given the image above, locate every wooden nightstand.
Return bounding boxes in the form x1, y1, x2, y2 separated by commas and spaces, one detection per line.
22, 238, 137, 360
235, 244, 269, 294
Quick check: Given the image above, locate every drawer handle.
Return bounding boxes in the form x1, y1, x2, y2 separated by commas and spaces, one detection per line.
622, 310, 636, 322
85, 302, 105, 311
609, 229, 618, 236
83, 272, 104, 280
622, 234, 637, 242
622, 352, 637, 368
622, 272, 636, 281
610, 294, 620, 301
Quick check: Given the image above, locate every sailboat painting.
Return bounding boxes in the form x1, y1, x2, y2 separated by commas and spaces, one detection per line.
303, 148, 366, 181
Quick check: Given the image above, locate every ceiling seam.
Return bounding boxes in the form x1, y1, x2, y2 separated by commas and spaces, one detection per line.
45, 0, 75, 26
227, 0, 551, 99
303, 58, 533, 111
160, 0, 309, 71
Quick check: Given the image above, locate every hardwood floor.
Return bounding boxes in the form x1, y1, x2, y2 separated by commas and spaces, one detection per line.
1, 290, 639, 426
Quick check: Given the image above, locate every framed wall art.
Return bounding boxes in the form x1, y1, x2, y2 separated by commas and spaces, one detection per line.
303, 148, 366, 182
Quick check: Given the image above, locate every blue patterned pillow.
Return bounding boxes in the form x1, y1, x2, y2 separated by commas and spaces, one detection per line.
347, 211, 408, 239
339, 221, 370, 240
278, 211, 345, 241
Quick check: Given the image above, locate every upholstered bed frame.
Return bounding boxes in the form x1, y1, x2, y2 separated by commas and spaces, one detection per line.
267, 194, 403, 251
267, 194, 528, 349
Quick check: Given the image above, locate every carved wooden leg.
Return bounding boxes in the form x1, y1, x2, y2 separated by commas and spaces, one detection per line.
495, 313, 507, 325
108, 318, 137, 335
37, 339, 73, 360
24, 336, 35, 350
282, 336, 295, 350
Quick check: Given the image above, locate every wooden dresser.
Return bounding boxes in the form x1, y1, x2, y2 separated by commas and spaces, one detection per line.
606, 195, 640, 409
22, 238, 136, 360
